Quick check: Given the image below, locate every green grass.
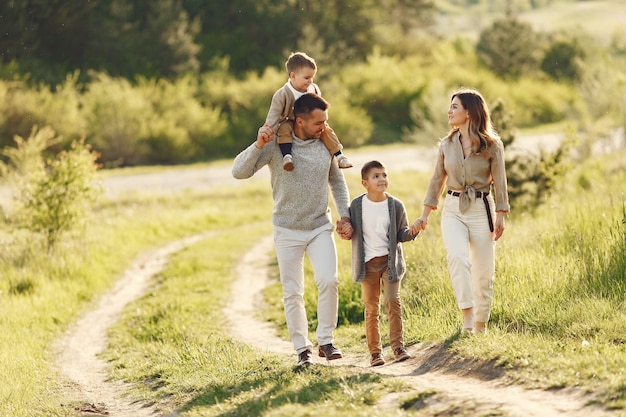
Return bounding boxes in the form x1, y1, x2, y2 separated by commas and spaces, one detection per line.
1, 145, 625, 416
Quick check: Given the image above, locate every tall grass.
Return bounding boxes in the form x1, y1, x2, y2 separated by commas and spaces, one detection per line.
401, 152, 626, 407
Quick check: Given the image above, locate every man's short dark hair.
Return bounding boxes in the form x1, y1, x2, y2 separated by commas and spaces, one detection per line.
294, 93, 328, 119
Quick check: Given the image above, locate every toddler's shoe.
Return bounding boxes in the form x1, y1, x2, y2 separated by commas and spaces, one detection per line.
370, 353, 385, 366
337, 155, 353, 169
283, 154, 294, 171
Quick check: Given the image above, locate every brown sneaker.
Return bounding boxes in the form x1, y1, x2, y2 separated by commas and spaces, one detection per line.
370, 353, 385, 366
283, 154, 294, 171
297, 349, 313, 368
318, 343, 343, 360
394, 347, 411, 362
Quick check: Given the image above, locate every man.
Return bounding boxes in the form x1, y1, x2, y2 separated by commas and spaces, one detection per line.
232, 93, 353, 368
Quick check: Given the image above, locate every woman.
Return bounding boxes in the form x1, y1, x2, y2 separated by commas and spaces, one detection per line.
410, 88, 510, 334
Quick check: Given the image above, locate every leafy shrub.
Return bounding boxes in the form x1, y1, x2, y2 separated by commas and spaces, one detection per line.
338, 52, 427, 143
0, 75, 85, 154
81, 72, 228, 166
541, 38, 586, 81
490, 98, 574, 211
476, 15, 540, 78
81, 73, 152, 166
2, 126, 102, 251
199, 64, 284, 155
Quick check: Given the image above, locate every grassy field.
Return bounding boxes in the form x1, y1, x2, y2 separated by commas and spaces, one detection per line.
1, 141, 625, 416
437, 0, 626, 42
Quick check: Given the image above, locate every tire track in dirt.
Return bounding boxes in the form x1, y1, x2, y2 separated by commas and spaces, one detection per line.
226, 235, 612, 417
53, 232, 218, 417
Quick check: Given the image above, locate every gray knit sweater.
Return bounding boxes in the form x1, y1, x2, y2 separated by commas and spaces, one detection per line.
232, 136, 350, 230
349, 193, 418, 283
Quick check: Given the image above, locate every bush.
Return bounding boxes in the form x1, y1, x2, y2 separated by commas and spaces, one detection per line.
2, 126, 102, 251
199, 65, 286, 154
82, 72, 228, 166
338, 51, 427, 143
476, 15, 540, 78
0, 75, 85, 154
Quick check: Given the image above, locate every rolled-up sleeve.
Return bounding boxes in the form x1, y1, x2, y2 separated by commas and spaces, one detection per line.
491, 141, 510, 212
423, 144, 448, 208
328, 161, 350, 218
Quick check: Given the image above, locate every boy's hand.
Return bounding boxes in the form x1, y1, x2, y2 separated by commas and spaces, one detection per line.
256, 125, 274, 149
410, 217, 427, 235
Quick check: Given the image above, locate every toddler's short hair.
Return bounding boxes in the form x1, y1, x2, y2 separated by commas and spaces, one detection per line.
286, 52, 317, 74
361, 160, 386, 180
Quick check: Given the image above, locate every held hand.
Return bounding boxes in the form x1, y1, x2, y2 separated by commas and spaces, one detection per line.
336, 217, 353, 240
410, 217, 428, 235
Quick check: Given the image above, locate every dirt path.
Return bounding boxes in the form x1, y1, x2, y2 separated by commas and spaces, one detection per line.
53, 231, 611, 417
53, 232, 217, 417
225, 236, 611, 417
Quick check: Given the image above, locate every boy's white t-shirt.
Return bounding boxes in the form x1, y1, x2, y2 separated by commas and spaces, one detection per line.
286, 81, 317, 101
362, 196, 390, 262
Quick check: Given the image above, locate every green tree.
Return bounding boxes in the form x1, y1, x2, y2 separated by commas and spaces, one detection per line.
0, 0, 200, 83
185, 0, 435, 75
541, 38, 586, 81
476, 14, 540, 78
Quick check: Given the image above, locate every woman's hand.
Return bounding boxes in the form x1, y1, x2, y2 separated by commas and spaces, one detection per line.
494, 212, 506, 241
410, 217, 428, 235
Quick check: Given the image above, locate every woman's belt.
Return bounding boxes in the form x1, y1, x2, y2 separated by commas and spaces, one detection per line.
447, 190, 494, 232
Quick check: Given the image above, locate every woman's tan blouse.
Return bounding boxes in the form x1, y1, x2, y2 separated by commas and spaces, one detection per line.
423, 130, 510, 213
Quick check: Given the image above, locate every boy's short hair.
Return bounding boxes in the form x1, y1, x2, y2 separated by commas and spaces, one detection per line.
361, 160, 386, 180
294, 93, 328, 119
286, 52, 317, 74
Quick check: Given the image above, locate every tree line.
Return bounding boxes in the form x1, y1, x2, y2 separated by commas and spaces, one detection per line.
0, 0, 435, 84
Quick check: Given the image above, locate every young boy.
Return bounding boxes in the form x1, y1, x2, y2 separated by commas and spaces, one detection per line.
348, 160, 418, 366
260, 51, 352, 171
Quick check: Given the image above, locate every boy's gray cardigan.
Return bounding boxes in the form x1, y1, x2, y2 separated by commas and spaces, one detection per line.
349, 193, 418, 283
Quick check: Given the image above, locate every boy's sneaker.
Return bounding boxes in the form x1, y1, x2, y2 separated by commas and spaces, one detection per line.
283, 154, 294, 171
337, 155, 353, 169
370, 353, 385, 367
394, 347, 411, 362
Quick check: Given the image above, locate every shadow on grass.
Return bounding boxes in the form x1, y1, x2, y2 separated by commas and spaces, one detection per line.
174, 360, 381, 416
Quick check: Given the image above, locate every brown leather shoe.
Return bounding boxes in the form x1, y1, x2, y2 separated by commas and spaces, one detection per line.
370, 353, 385, 366
297, 349, 313, 368
394, 347, 411, 362
318, 343, 343, 360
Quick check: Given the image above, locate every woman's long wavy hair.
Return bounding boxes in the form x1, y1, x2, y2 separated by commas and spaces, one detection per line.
447, 88, 500, 157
